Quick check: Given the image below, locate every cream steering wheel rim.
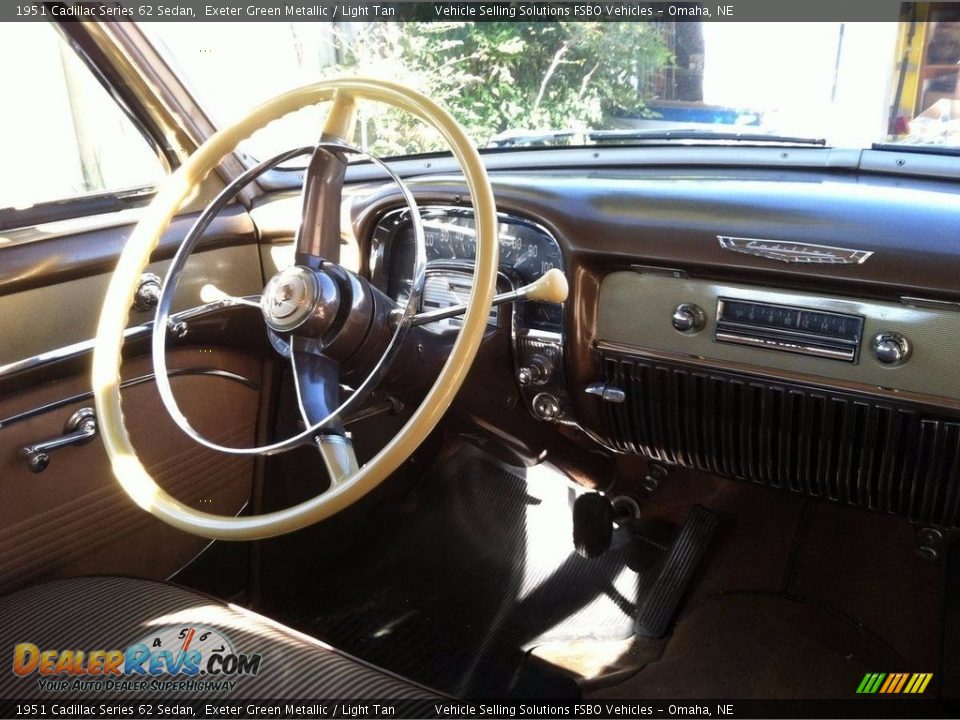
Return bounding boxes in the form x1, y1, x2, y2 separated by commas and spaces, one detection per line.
92, 79, 498, 540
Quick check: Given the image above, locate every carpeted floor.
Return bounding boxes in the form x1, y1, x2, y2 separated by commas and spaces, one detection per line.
266, 449, 676, 697
259, 451, 946, 700
583, 464, 946, 699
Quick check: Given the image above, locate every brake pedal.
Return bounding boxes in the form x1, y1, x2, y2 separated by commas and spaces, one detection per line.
634, 504, 719, 638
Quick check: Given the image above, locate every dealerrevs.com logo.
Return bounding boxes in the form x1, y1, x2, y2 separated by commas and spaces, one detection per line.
12, 625, 262, 693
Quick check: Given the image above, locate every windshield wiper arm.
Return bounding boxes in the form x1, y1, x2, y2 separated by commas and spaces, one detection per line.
586, 129, 827, 146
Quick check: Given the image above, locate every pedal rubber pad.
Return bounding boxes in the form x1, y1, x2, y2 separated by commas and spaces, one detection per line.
634, 504, 719, 638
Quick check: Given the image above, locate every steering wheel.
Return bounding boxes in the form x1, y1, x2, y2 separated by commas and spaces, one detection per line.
91, 79, 498, 540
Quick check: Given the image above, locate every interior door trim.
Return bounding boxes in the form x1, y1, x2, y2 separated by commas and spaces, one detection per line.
0, 299, 261, 382
0, 367, 259, 431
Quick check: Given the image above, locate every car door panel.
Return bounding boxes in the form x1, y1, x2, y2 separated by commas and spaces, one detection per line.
0, 191, 266, 598
0, 347, 261, 594
0, 242, 263, 369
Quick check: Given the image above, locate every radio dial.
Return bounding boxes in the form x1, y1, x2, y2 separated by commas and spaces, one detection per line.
872, 331, 911, 365
672, 303, 706, 333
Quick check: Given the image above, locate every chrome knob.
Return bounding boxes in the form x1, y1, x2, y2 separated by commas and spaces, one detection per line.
672, 303, 705, 333
132, 273, 162, 312
518, 354, 554, 386
24, 451, 50, 474
532, 392, 561, 421
872, 331, 910, 365
168, 320, 189, 339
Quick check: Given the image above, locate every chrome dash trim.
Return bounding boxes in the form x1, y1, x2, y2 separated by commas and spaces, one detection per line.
715, 330, 856, 362
901, 296, 960, 311
718, 235, 873, 264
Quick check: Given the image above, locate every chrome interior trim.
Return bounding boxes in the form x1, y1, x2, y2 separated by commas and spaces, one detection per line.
717, 235, 873, 264
629, 264, 689, 278
901, 296, 960, 311
0, 325, 150, 380
715, 330, 856, 362
0, 300, 248, 381
0, 368, 260, 430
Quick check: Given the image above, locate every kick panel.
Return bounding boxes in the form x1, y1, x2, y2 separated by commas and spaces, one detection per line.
596, 271, 960, 404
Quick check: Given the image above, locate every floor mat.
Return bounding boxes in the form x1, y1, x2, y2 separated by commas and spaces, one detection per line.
269, 450, 684, 697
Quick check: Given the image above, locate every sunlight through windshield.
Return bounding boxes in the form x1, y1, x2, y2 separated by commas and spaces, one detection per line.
147, 18, 957, 159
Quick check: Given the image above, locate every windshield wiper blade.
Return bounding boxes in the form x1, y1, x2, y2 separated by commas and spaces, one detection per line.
488, 131, 578, 148
871, 141, 960, 157
586, 129, 827, 146
487, 128, 828, 148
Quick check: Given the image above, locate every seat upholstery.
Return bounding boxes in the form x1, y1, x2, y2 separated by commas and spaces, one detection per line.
0, 576, 439, 699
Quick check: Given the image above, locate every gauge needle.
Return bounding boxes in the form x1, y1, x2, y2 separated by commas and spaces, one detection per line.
512, 249, 532, 269
407, 268, 568, 327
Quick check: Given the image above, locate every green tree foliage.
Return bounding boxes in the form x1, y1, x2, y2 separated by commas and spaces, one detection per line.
329, 22, 672, 154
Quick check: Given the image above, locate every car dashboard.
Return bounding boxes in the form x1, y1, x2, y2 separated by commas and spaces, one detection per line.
353, 166, 960, 531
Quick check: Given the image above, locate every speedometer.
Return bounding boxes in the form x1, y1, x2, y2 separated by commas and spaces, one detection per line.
376, 206, 565, 333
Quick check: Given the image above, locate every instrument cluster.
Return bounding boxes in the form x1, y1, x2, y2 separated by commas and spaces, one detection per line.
370, 207, 565, 332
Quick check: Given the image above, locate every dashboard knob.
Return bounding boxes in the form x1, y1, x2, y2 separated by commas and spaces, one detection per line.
532, 392, 562, 421
517, 354, 554, 386
672, 303, 705, 333
872, 331, 911, 365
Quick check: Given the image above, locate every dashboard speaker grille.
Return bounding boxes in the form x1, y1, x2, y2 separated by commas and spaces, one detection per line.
600, 353, 960, 528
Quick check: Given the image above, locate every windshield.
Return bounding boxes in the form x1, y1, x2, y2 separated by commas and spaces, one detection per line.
147, 14, 960, 160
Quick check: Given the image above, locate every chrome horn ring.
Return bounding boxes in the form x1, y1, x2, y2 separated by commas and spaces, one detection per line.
151, 141, 426, 456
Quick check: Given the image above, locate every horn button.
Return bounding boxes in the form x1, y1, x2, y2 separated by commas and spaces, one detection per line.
261, 265, 340, 336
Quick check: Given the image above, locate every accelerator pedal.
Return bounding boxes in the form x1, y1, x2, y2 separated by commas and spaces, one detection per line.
634, 504, 719, 638
572, 492, 614, 558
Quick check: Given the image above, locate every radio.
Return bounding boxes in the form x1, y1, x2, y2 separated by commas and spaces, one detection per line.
714, 298, 864, 362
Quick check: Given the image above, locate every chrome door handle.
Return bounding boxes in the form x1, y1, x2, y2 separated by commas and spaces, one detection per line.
21, 407, 98, 473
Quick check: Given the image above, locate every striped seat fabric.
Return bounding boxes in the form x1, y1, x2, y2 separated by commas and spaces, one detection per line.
0, 576, 440, 700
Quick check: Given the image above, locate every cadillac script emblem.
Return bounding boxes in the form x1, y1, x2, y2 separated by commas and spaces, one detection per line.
717, 236, 873, 264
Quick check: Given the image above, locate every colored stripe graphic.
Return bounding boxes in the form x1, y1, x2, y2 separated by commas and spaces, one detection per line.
857, 673, 886, 693
857, 672, 932, 694
892, 673, 909, 693
878, 674, 895, 693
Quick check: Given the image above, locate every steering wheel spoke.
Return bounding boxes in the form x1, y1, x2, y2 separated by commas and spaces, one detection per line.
290, 345, 358, 484
290, 344, 343, 434
295, 93, 360, 264
316, 435, 358, 486
323, 91, 359, 142
295, 143, 349, 263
